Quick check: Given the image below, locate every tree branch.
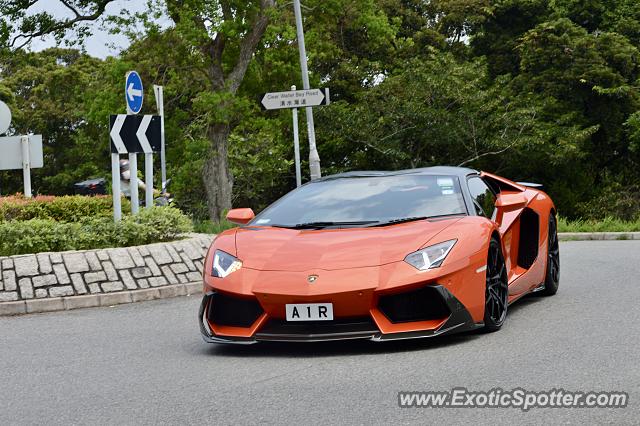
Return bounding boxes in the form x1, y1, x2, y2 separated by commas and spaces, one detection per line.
60, 0, 82, 18
457, 111, 536, 167
227, 0, 275, 94
9, 0, 114, 50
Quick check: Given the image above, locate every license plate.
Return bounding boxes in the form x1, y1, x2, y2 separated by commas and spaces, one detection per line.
285, 303, 333, 321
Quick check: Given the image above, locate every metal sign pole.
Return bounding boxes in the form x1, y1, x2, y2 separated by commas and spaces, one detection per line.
291, 85, 302, 187
154, 85, 167, 191
145, 153, 153, 208
125, 70, 143, 215
129, 153, 139, 214
125, 75, 138, 214
111, 153, 122, 221
20, 135, 31, 198
293, 0, 321, 180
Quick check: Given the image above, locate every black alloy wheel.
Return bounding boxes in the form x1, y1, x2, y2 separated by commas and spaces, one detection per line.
539, 214, 560, 296
483, 237, 509, 331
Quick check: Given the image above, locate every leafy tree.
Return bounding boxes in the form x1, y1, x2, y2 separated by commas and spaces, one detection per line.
158, 0, 279, 221
509, 18, 640, 209
2, 0, 640, 222
0, 48, 107, 195
0, 0, 115, 50
471, 0, 550, 77
316, 52, 569, 175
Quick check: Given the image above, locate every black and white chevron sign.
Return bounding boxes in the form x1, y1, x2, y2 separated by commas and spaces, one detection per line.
109, 114, 161, 154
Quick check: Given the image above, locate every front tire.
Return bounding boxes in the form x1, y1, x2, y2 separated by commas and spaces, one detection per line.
483, 237, 508, 332
539, 213, 560, 296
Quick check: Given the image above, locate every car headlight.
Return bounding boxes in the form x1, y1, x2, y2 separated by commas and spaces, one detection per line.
404, 239, 457, 270
212, 250, 242, 278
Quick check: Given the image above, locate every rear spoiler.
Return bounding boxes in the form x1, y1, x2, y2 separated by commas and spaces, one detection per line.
516, 182, 543, 189
480, 172, 526, 192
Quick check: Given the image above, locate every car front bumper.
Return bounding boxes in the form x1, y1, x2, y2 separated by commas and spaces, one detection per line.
198, 285, 482, 344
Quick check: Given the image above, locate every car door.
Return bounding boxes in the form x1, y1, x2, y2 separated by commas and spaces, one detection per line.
467, 176, 497, 221
468, 175, 527, 289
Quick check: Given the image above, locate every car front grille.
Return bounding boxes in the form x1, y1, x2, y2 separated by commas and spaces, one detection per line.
207, 291, 263, 327
378, 286, 450, 323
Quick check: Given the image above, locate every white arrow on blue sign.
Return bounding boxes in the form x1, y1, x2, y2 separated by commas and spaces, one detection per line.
125, 71, 144, 114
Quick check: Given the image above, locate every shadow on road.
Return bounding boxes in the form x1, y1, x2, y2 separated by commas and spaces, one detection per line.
511, 291, 547, 314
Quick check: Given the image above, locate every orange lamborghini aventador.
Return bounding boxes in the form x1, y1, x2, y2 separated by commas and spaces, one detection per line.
199, 167, 560, 343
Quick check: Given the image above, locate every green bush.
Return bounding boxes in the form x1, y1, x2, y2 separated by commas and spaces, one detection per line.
0, 207, 193, 256
575, 183, 640, 221
0, 195, 131, 222
192, 218, 236, 234
558, 216, 640, 233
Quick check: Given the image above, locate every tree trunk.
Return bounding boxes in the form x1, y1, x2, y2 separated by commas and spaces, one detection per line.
202, 122, 233, 222
193, 0, 275, 222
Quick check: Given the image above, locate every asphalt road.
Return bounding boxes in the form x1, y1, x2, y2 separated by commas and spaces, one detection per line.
1, 241, 639, 425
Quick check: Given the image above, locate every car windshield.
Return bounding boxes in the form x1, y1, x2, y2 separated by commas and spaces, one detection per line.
251, 174, 467, 227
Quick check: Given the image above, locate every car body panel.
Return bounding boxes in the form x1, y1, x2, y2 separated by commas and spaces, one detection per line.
200, 167, 556, 343
234, 218, 461, 271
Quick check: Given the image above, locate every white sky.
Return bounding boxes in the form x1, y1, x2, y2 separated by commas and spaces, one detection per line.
28, 0, 162, 58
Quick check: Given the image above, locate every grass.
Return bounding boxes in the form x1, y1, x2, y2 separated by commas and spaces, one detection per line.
558, 216, 640, 233
193, 219, 236, 234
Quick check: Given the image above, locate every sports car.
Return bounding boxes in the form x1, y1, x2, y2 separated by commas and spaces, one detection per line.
199, 166, 560, 344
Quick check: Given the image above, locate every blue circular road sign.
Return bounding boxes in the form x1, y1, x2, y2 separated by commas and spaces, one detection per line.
125, 71, 144, 114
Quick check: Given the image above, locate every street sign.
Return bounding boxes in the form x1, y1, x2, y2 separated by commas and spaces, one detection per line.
125, 71, 144, 114
109, 114, 161, 154
0, 101, 11, 134
0, 135, 43, 170
260, 88, 330, 111
0, 134, 43, 197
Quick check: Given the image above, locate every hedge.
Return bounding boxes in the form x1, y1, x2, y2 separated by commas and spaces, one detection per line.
0, 207, 193, 256
0, 195, 131, 222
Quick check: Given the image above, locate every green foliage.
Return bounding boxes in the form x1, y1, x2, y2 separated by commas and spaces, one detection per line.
2, 0, 640, 223
317, 53, 551, 173
558, 216, 640, 233
471, 3, 640, 217
0, 1, 112, 50
0, 195, 130, 222
575, 182, 640, 221
0, 207, 193, 256
193, 219, 236, 234
0, 48, 112, 195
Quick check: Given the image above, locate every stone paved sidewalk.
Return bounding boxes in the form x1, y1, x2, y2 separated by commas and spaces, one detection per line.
0, 234, 213, 305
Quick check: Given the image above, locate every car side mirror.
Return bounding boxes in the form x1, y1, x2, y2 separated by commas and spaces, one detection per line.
226, 208, 255, 225
495, 192, 527, 211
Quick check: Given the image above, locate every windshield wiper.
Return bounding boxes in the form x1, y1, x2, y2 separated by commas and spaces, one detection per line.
368, 216, 428, 227
273, 220, 379, 229
369, 213, 465, 227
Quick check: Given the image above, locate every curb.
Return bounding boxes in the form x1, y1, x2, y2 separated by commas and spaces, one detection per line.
558, 232, 640, 241
0, 282, 202, 316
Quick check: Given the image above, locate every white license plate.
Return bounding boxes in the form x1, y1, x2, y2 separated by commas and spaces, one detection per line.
285, 303, 334, 321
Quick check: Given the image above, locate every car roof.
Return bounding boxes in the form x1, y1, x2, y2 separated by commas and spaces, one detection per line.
317, 166, 479, 181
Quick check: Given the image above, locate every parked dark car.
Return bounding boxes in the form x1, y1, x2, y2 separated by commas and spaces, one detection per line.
73, 178, 107, 196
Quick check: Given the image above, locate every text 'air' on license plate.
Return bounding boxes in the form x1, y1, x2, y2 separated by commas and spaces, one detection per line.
285, 303, 333, 321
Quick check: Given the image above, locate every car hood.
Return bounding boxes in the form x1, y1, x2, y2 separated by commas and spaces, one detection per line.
235, 218, 461, 271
